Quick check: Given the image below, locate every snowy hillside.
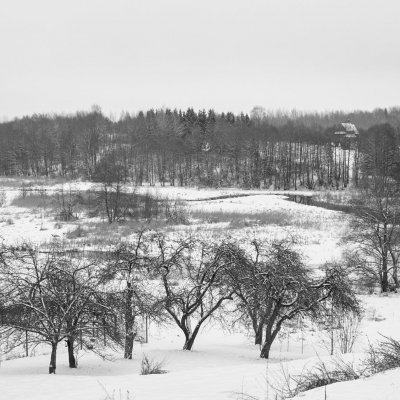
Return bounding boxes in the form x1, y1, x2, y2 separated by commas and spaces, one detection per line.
1, 179, 400, 400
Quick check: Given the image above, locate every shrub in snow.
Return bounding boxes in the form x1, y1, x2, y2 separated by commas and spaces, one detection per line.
319, 309, 363, 355
165, 200, 189, 224
140, 354, 167, 375
66, 224, 86, 238
98, 382, 133, 400
55, 186, 80, 221
365, 335, 400, 374
276, 357, 364, 399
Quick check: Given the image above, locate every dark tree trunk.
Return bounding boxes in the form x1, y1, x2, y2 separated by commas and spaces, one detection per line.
254, 325, 263, 346
391, 251, 399, 288
124, 284, 136, 359
382, 264, 389, 292
67, 336, 77, 368
124, 330, 136, 359
393, 269, 399, 289
183, 334, 197, 351
382, 234, 389, 292
260, 326, 280, 359
182, 324, 201, 351
49, 342, 58, 374
260, 339, 272, 359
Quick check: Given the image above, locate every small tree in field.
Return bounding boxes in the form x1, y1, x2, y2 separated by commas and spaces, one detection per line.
226, 240, 359, 359
154, 234, 235, 350
104, 230, 161, 359
332, 310, 362, 354
92, 152, 131, 223
224, 240, 267, 346
55, 185, 79, 221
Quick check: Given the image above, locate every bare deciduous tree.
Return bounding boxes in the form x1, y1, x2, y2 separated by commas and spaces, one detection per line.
104, 230, 161, 359
226, 240, 360, 359
0, 243, 119, 373
154, 235, 234, 350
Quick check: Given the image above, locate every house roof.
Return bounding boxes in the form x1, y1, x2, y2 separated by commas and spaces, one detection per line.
334, 122, 359, 137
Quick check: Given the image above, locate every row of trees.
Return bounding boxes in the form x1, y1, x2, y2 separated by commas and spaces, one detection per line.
0, 234, 358, 373
1, 106, 399, 189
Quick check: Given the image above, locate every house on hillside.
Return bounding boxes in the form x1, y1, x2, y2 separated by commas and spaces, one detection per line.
334, 122, 359, 138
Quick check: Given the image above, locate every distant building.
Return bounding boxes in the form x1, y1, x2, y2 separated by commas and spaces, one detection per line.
334, 122, 359, 138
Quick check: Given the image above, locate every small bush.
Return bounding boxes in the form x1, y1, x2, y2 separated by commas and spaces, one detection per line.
20, 182, 33, 198
276, 358, 363, 399
365, 336, 400, 375
66, 225, 87, 239
336, 311, 362, 354
98, 382, 133, 400
54, 222, 62, 229
319, 310, 363, 354
56, 209, 78, 221
54, 188, 80, 221
6, 218, 14, 225
165, 200, 189, 224
140, 354, 167, 375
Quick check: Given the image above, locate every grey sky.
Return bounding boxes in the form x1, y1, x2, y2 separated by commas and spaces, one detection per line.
1, 0, 399, 119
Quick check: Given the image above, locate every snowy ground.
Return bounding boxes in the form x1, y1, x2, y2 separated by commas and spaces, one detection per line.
293, 294, 400, 400
296, 368, 400, 400
0, 179, 345, 266
2, 178, 399, 400
1, 294, 400, 400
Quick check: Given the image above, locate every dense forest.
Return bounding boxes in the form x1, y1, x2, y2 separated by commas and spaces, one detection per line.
0, 106, 399, 189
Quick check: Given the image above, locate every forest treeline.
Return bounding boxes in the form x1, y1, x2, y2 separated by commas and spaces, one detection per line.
1, 106, 399, 189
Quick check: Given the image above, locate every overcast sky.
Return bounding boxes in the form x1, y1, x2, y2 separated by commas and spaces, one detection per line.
1, 0, 399, 119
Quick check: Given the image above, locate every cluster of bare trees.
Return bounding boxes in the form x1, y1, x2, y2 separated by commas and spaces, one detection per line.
345, 124, 400, 293
1, 107, 399, 190
0, 244, 120, 373
0, 233, 358, 373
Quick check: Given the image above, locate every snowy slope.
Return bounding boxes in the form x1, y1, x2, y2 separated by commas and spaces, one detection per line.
1, 179, 399, 400
1, 295, 400, 400
294, 369, 400, 400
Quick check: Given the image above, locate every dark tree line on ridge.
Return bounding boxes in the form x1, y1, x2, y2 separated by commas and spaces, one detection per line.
1, 106, 399, 190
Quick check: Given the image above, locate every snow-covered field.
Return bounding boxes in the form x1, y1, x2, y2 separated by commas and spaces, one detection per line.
1, 178, 400, 400
1, 294, 400, 400
0, 179, 344, 265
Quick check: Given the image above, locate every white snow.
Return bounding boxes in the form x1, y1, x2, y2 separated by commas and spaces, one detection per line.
1, 178, 399, 400
0, 180, 345, 266
1, 294, 400, 400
